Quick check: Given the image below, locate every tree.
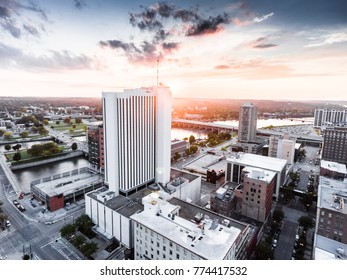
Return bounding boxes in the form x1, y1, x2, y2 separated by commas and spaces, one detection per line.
173, 152, 181, 161
255, 241, 274, 260
12, 144, 21, 151
71, 234, 86, 248
0, 129, 5, 136
64, 117, 71, 124
80, 242, 98, 258
3, 131, 12, 140
38, 127, 48, 136
71, 142, 78, 151
4, 145, 11, 151
298, 216, 315, 231
13, 152, 21, 162
30, 126, 38, 133
74, 214, 94, 237
272, 209, 284, 223
60, 223, 77, 239
300, 193, 314, 211
56, 121, 61, 125
75, 118, 82, 124
20, 131, 29, 138
189, 145, 198, 154
189, 135, 196, 144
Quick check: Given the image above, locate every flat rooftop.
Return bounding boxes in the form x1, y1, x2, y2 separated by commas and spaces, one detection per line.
243, 166, 276, 183
321, 160, 347, 174
87, 187, 150, 218
170, 168, 200, 183
32, 173, 102, 197
131, 197, 246, 259
317, 176, 347, 214
183, 154, 227, 174
314, 234, 347, 260
227, 152, 287, 172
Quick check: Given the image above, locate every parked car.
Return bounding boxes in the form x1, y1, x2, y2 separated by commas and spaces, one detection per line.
272, 239, 278, 248
5, 220, 11, 227
12, 200, 19, 206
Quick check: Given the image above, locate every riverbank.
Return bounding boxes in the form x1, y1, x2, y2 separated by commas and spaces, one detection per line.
0, 136, 53, 146
10, 151, 84, 170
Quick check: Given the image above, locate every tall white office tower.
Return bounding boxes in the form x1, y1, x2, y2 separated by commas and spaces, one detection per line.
102, 86, 171, 196
238, 102, 258, 143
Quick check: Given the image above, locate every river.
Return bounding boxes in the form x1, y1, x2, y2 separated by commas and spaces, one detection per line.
10, 117, 313, 187
12, 157, 89, 190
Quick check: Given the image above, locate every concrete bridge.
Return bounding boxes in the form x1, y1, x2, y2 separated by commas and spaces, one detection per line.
172, 119, 237, 134
172, 119, 323, 145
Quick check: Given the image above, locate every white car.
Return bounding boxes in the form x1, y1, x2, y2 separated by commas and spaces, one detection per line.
272, 239, 278, 248
5, 220, 11, 227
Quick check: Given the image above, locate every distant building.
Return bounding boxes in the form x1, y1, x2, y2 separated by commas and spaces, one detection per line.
184, 113, 202, 120
131, 193, 253, 260
31, 168, 103, 211
210, 181, 239, 217
320, 160, 347, 180
269, 134, 296, 165
225, 153, 287, 201
313, 175, 347, 259
87, 121, 104, 172
211, 167, 275, 223
238, 102, 258, 143
239, 167, 276, 222
321, 127, 347, 166
314, 108, 347, 128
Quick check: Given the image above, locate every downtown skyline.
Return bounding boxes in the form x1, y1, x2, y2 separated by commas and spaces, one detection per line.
0, 0, 347, 100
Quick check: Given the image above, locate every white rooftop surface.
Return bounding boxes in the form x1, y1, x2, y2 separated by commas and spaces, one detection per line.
227, 153, 287, 172
184, 154, 226, 173
314, 235, 347, 260
33, 173, 102, 197
243, 167, 276, 183
320, 160, 347, 174
317, 177, 347, 214
295, 143, 301, 149
131, 196, 241, 259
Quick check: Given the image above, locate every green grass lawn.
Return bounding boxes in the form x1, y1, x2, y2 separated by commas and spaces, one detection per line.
6, 146, 66, 163
49, 122, 86, 132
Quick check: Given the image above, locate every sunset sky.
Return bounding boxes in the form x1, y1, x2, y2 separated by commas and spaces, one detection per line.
0, 0, 346, 100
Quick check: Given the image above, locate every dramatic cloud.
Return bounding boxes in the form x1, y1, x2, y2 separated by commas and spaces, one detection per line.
186, 13, 230, 36
0, 42, 94, 71
253, 12, 274, 23
0, 0, 48, 38
99, 39, 178, 64
102, 2, 239, 64
74, 0, 87, 10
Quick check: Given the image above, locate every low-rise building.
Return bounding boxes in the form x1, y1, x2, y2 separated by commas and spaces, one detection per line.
225, 153, 287, 201
85, 168, 201, 245
313, 176, 347, 259
131, 193, 253, 260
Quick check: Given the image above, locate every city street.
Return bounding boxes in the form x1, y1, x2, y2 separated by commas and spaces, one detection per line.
0, 165, 85, 260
